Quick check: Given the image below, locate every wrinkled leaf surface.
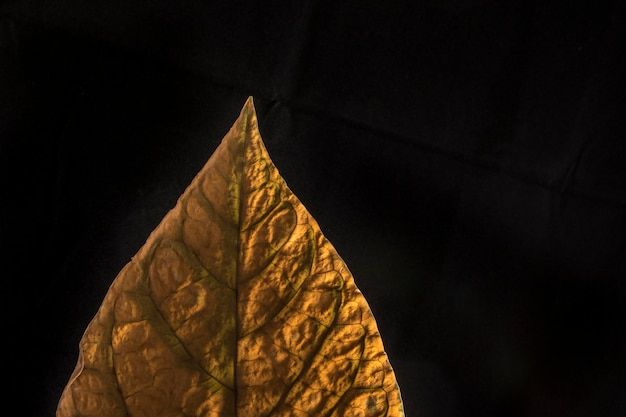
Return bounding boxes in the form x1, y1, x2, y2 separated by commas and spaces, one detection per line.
57, 97, 405, 417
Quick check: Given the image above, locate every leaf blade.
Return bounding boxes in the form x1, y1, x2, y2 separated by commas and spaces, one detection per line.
57, 97, 404, 417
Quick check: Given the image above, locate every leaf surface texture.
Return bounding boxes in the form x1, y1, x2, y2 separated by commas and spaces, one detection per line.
57, 97, 405, 417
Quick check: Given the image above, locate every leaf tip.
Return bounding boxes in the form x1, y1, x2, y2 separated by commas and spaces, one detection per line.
235, 95, 261, 140
242, 95, 256, 118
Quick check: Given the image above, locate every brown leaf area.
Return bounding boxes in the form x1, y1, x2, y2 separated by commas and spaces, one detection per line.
57, 97, 405, 417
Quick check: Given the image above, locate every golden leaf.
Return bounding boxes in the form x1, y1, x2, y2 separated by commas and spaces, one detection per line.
57, 97, 405, 417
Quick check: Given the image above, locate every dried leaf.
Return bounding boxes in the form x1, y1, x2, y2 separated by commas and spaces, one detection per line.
57, 97, 405, 417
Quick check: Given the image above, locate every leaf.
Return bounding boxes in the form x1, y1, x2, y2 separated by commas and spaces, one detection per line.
57, 97, 405, 417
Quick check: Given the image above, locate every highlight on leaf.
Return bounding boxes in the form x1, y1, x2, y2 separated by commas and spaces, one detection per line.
57, 96, 405, 417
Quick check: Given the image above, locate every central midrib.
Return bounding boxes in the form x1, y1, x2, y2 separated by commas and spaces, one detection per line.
232, 102, 253, 413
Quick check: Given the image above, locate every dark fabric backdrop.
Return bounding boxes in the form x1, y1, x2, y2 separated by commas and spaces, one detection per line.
1, 1, 625, 416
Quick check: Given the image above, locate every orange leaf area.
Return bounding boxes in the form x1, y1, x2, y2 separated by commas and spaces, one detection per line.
57, 97, 405, 417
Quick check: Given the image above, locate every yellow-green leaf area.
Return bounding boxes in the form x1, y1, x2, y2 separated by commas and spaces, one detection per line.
57, 97, 405, 417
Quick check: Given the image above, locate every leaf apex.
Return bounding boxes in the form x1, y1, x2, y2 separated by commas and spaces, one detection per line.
241, 96, 256, 120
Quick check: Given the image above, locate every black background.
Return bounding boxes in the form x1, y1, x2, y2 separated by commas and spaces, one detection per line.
2, 1, 625, 416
